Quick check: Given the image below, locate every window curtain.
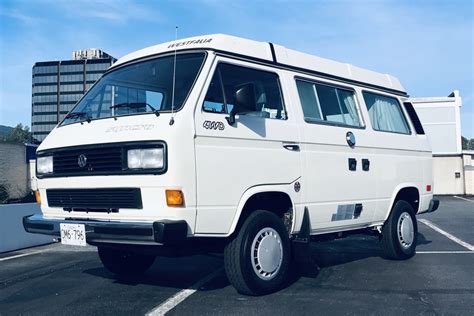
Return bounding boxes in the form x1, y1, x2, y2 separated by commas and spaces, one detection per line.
368, 97, 408, 133
339, 90, 360, 126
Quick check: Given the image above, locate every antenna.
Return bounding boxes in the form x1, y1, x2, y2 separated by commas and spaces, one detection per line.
169, 26, 178, 126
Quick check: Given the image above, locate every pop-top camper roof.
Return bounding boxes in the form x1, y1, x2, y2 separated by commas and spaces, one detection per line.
111, 34, 406, 95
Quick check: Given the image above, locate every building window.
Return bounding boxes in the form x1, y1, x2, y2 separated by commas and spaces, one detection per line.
33, 95, 57, 103
86, 63, 110, 72
59, 93, 83, 102
34, 65, 57, 75
33, 75, 57, 84
60, 74, 84, 82
33, 85, 58, 93
86, 73, 102, 81
60, 84, 84, 92
363, 92, 410, 134
60, 64, 83, 73
296, 79, 362, 127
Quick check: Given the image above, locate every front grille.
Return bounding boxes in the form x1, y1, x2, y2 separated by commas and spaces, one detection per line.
53, 146, 123, 174
46, 188, 142, 210
36, 141, 167, 178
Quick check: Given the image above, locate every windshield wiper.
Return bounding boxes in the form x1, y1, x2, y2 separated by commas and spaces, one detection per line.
65, 111, 92, 123
110, 102, 160, 116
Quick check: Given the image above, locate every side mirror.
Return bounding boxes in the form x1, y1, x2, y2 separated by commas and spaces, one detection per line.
226, 83, 256, 125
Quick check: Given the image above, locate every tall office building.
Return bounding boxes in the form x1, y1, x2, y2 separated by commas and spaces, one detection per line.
31, 49, 116, 142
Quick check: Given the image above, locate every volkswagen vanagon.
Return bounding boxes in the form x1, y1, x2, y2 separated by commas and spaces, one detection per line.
24, 34, 439, 295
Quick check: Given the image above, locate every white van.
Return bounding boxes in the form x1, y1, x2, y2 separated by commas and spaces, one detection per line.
24, 34, 439, 295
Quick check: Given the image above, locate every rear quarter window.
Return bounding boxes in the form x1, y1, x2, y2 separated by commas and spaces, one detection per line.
403, 102, 425, 135
363, 92, 410, 134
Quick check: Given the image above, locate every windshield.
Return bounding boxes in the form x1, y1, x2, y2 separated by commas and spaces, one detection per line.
61, 52, 205, 125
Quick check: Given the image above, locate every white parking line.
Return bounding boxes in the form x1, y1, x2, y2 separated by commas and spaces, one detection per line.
419, 219, 474, 251
0, 248, 52, 262
146, 267, 224, 316
417, 251, 474, 254
453, 195, 474, 203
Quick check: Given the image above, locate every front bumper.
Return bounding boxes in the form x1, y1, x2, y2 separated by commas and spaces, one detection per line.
23, 214, 188, 245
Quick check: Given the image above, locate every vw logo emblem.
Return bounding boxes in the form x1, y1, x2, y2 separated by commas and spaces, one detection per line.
78, 154, 88, 168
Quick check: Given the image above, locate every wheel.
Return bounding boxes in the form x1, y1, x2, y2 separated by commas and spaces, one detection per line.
380, 200, 418, 260
224, 210, 291, 295
98, 247, 155, 276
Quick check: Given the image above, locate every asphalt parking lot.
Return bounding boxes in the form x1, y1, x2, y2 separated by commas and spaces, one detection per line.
1, 196, 473, 315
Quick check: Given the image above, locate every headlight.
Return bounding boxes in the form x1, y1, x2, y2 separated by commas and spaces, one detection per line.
127, 148, 164, 169
37, 156, 53, 174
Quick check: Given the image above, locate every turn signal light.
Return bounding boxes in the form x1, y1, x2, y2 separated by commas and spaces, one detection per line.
35, 191, 41, 204
166, 190, 184, 207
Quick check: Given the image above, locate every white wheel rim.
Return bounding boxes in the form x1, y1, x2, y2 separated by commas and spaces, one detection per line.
251, 227, 283, 280
397, 212, 414, 248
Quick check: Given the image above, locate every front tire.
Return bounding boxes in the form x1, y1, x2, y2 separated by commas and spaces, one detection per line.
224, 210, 291, 295
98, 247, 155, 276
381, 200, 418, 260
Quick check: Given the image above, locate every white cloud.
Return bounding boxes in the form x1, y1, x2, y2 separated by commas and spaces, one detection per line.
0, 7, 44, 25
48, 0, 160, 23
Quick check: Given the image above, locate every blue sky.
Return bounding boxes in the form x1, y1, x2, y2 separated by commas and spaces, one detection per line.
0, 0, 472, 137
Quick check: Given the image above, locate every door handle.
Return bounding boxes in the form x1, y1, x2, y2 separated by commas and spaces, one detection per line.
362, 159, 370, 171
348, 158, 357, 171
283, 144, 300, 151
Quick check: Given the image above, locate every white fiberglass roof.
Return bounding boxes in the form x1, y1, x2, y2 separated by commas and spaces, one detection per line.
111, 34, 405, 93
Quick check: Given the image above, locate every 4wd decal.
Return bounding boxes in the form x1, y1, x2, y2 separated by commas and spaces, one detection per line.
203, 120, 225, 130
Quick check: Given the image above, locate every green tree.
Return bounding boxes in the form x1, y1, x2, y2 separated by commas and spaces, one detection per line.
462, 136, 469, 150
6, 123, 31, 143
468, 139, 474, 150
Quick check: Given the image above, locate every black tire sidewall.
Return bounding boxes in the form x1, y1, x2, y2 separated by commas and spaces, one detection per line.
238, 211, 291, 294
388, 201, 418, 258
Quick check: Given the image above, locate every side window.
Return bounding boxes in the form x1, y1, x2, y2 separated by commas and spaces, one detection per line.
296, 80, 361, 127
203, 63, 286, 119
203, 69, 226, 113
403, 102, 425, 135
363, 92, 410, 134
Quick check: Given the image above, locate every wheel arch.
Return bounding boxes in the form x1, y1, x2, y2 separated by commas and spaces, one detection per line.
385, 184, 421, 221
227, 184, 298, 237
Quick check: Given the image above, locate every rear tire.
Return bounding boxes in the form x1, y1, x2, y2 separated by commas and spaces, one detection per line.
224, 210, 291, 296
381, 200, 418, 260
98, 247, 155, 276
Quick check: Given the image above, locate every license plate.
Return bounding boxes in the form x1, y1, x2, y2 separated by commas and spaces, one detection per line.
60, 223, 86, 246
